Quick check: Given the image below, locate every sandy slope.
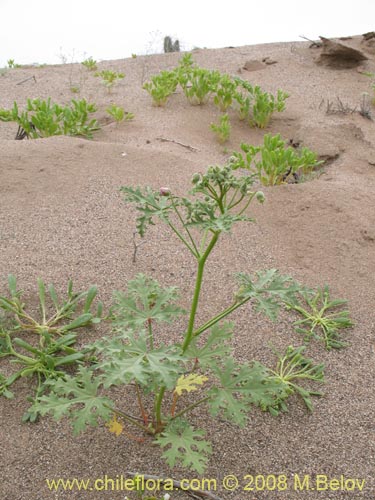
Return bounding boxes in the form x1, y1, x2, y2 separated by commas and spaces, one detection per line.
1, 36, 375, 500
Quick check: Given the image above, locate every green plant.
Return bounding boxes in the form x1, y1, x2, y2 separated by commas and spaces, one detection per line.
81, 57, 97, 71
0, 98, 100, 139
106, 104, 134, 123
0, 276, 102, 419
143, 71, 178, 106
210, 113, 231, 143
7, 59, 21, 69
31, 164, 331, 473
132, 53, 137, 59
178, 66, 221, 105
213, 74, 237, 111
251, 87, 289, 128
266, 345, 324, 414
230, 134, 323, 185
143, 56, 288, 128
285, 286, 353, 350
0, 275, 102, 336
234, 79, 289, 128
95, 69, 125, 91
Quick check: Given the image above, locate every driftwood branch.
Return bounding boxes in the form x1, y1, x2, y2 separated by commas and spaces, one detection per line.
156, 136, 199, 152
125, 472, 224, 500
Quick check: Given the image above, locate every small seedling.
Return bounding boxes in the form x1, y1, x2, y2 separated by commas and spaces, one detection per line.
81, 57, 97, 71
210, 114, 231, 143
106, 104, 134, 123
95, 70, 125, 92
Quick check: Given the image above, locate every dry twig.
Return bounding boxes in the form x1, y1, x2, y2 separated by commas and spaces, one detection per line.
299, 35, 322, 48
156, 136, 199, 152
16, 75, 36, 86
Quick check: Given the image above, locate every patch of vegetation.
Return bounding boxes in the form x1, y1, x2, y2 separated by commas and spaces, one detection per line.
229, 133, 323, 185
0, 98, 100, 139
95, 69, 125, 92
106, 104, 134, 123
142, 54, 289, 131
81, 57, 97, 71
7, 59, 21, 69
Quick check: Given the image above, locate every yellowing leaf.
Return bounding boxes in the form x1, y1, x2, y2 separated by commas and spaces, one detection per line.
174, 374, 208, 396
106, 414, 123, 436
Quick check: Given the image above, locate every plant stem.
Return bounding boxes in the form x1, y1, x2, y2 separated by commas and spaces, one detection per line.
170, 197, 200, 258
167, 221, 198, 258
153, 230, 220, 429
135, 382, 148, 425
154, 386, 166, 431
103, 404, 151, 434
182, 232, 219, 353
147, 318, 153, 350
192, 296, 251, 338
171, 396, 211, 420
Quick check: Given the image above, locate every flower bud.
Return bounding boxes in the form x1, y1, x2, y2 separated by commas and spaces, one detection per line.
256, 191, 265, 203
192, 173, 201, 184
159, 187, 171, 196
